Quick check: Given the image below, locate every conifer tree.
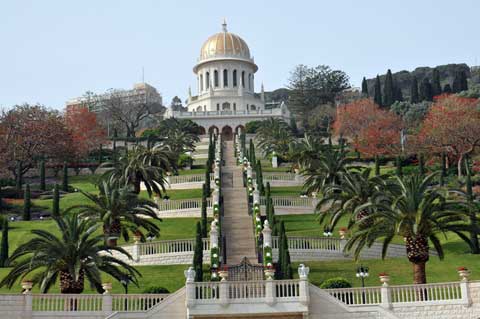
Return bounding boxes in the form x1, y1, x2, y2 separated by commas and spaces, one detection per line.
465, 157, 479, 253
394, 82, 403, 102
440, 152, 447, 186
452, 71, 468, 93
419, 78, 433, 102
15, 161, 22, 193
256, 160, 264, 195
249, 139, 256, 168
419, 154, 425, 176
0, 218, 8, 268
62, 162, 69, 192
0, 186, 3, 213
204, 168, 211, 196
432, 68, 442, 96
374, 155, 380, 176
410, 76, 419, 103
39, 159, 46, 191
23, 184, 31, 221
52, 184, 60, 217
373, 75, 382, 106
460, 71, 469, 91
383, 69, 395, 107
396, 156, 403, 177
443, 83, 452, 94
193, 222, 203, 282
361, 77, 369, 97
201, 184, 208, 238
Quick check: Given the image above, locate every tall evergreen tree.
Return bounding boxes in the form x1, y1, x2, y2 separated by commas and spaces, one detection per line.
201, 184, 208, 238
419, 78, 433, 102
361, 77, 369, 97
62, 162, 69, 192
383, 69, 395, 107
0, 186, 3, 213
15, 161, 22, 193
275, 221, 292, 279
432, 68, 442, 96
394, 81, 403, 102
465, 157, 479, 253
23, 184, 31, 221
373, 75, 382, 106
419, 154, 425, 176
440, 152, 447, 186
39, 159, 46, 191
374, 155, 380, 176
193, 222, 203, 282
396, 156, 403, 177
443, 83, 452, 94
256, 160, 265, 195
0, 218, 8, 268
204, 168, 211, 196
452, 71, 468, 93
410, 77, 419, 103
52, 184, 60, 217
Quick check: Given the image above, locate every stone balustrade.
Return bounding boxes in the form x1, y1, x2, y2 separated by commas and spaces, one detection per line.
260, 195, 315, 208
154, 198, 213, 218
272, 236, 342, 251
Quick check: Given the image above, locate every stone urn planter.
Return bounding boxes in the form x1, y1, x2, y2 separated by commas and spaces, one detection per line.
339, 228, 348, 240
21, 280, 33, 293
133, 234, 142, 243
379, 274, 390, 286
102, 282, 112, 294
219, 270, 229, 281
458, 267, 470, 281
264, 268, 275, 280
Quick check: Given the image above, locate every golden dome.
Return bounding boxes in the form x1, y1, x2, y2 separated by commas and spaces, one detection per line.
199, 21, 251, 61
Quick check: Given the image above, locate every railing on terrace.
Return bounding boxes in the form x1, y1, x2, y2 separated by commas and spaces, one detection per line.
137, 238, 210, 256
262, 172, 299, 181
325, 281, 464, 306
168, 173, 213, 184
260, 196, 314, 208
171, 109, 283, 118
155, 198, 212, 211
31, 293, 169, 312
272, 236, 342, 251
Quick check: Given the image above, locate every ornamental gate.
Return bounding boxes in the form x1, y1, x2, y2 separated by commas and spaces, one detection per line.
228, 257, 264, 281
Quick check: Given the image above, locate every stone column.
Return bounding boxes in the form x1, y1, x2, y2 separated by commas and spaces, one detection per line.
184, 267, 196, 307
246, 163, 252, 179
262, 220, 272, 248
165, 175, 171, 189
23, 292, 32, 319
219, 280, 229, 306
380, 282, 391, 309
102, 291, 113, 315
265, 278, 275, 306
459, 276, 472, 306
210, 221, 218, 248
272, 155, 278, 168
298, 264, 310, 305
132, 239, 140, 262
253, 189, 260, 206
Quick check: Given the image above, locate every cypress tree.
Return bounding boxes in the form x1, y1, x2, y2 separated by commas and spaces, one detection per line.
98, 144, 103, 164
465, 157, 480, 253
383, 69, 395, 107
410, 77, 419, 103
419, 154, 425, 176
443, 83, 452, 94
394, 82, 403, 102
374, 155, 380, 176
256, 160, 264, 195
204, 168, 211, 196
15, 161, 22, 193
39, 159, 46, 191
0, 218, 8, 268
432, 68, 442, 96
419, 78, 433, 102
440, 152, 447, 186
0, 186, 3, 213
52, 184, 60, 217
396, 156, 403, 177
361, 77, 369, 97
193, 222, 203, 282
249, 139, 256, 167
62, 162, 69, 192
23, 184, 31, 221
373, 75, 382, 106
453, 71, 468, 93
276, 221, 286, 279
201, 184, 208, 238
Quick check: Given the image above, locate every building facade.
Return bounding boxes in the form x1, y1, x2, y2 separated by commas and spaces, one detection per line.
165, 21, 290, 139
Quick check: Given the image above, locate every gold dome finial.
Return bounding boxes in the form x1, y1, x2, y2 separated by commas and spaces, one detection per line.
222, 18, 227, 32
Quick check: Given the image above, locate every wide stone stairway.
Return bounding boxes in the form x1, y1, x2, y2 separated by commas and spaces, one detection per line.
221, 141, 257, 264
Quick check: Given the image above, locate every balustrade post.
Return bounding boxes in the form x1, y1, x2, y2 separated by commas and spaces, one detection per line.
102, 291, 113, 315
23, 292, 32, 319
253, 189, 260, 206
272, 152, 278, 168
210, 221, 218, 248
166, 175, 171, 189
262, 220, 272, 248
380, 282, 392, 309
219, 280, 229, 306
460, 279, 472, 306
265, 278, 276, 305
132, 238, 140, 262
184, 267, 196, 307
339, 239, 348, 256
298, 264, 310, 305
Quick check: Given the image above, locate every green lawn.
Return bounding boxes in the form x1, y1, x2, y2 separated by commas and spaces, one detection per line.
270, 186, 305, 196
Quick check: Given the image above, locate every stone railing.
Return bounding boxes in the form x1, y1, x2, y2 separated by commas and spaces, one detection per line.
260, 196, 315, 208
325, 281, 467, 308
171, 108, 284, 118
154, 198, 213, 218
253, 173, 304, 187
272, 236, 342, 251
168, 173, 213, 184
137, 238, 210, 256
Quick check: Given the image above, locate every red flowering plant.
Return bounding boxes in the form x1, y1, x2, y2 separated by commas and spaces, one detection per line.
378, 272, 389, 277
457, 267, 468, 271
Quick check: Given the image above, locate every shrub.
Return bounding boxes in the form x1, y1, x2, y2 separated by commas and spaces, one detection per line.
320, 277, 352, 289
142, 286, 169, 294
245, 120, 262, 134
177, 153, 193, 168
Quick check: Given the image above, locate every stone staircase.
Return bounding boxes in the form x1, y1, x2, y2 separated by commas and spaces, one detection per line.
222, 141, 257, 265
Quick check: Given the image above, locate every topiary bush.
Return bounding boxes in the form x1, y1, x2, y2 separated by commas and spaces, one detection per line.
142, 286, 170, 294
320, 277, 352, 289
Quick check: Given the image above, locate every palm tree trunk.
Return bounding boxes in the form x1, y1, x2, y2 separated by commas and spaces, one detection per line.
104, 219, 121, 247
60, 270, 84, 294
412, 262, 427, 284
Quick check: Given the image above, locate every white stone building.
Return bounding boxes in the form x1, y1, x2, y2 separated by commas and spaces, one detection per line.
165, 20, 290, 139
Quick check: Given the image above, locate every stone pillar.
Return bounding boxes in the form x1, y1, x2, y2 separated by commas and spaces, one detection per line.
210, 221, 218, 248
246, 163, 252, 179
23, 292, 32, 319
166, 175, 171, 189
132, 239, 140, 262
253, 189, 260, 206
380, 282, 391, 309
184, 267, 196, 307
265, 278, 275, 306
219, 280, 229, 306
460, 280, 472, 306
295, 169, 302, 182
102, 292, 113, 315
262, 220, 272, 248
298, 264, 310, 305
272, 155, 278, 168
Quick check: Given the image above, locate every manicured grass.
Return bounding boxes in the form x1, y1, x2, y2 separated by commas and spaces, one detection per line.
270, 186, 305, 196
0, 264, 190, 294
263, 167, 292, 172
276, 214, 320, 237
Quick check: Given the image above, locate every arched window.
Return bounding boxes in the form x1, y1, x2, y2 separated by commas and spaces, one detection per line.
223, 69, 228, 87
216, 103, 220, 111
196, 106, 203, 112
222, 102, 231, 111
200, 74, 204, 91
203, 105, 206, 111
241, 71, 245, 88
233, 103, 236, 111
214, 70, 219, 87
206, 72, 210, 89
250, 104, 256, 111
248, 74, 252, 90
233, 70, 237, 87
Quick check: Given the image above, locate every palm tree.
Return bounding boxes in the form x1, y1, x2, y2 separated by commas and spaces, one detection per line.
345, 173, 471, 284
287, 134, 326, 170
103, 143, 174, 196
317, 168, 388, 229
156, 118, 201, 156
256, 118, 293, 159
69, 180, 160, 247
0, 213, 139, 293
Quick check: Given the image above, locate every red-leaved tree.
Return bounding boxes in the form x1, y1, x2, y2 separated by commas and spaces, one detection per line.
418, 94, 480, 177
65, 106, 107, 160
334, 98, 403, 157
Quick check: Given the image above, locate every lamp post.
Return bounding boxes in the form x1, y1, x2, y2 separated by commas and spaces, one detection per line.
356, 265, 369, 304
120, 274, 132, 310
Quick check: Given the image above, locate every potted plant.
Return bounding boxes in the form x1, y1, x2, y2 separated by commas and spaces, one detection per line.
457, 267, 470, 281
21, 280, 33, 293
102, 282, 112, 294
133, 230, 142, 243
338, 227, 348, 239
218, 266, 229, 281
264, 265, 275, 280
378, 272, 390, 286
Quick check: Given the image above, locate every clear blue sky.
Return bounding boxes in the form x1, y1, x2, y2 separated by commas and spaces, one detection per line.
1, 0, 479, 110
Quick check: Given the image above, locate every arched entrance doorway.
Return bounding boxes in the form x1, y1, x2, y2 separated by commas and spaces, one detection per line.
208, 126, 219, 135
221, 126, 233, 141
235, 125, 245, 135
198, 126, 206, 135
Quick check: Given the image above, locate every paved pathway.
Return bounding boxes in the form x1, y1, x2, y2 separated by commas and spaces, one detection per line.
221, 141, 257, 265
